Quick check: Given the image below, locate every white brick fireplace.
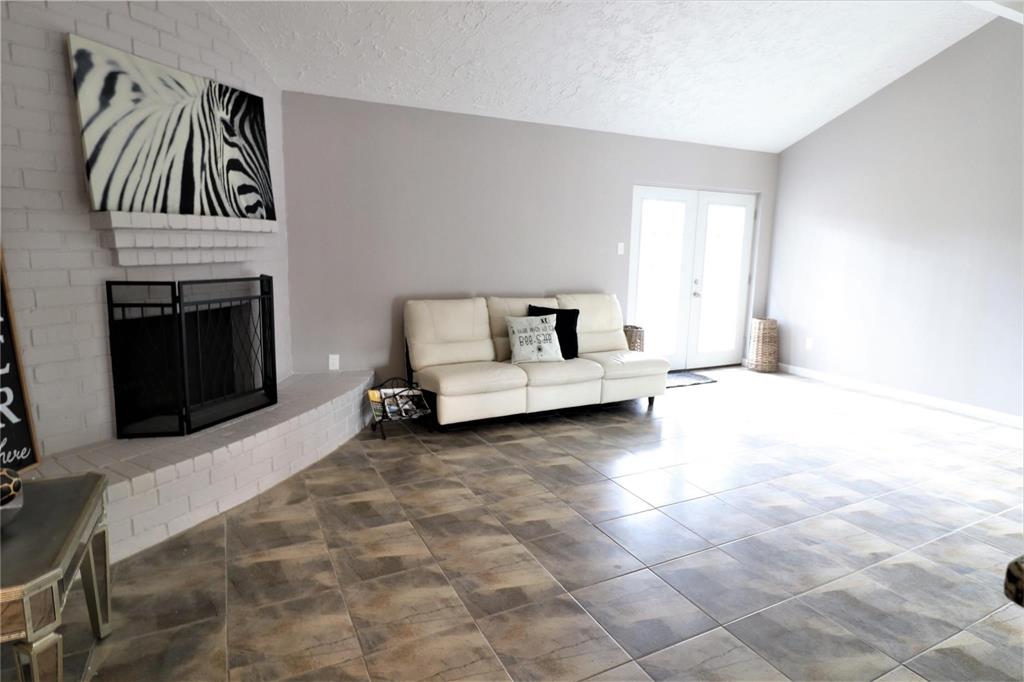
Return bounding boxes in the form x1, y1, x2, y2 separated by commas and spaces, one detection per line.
3, 1, 375, 559
2, 0, 294, 455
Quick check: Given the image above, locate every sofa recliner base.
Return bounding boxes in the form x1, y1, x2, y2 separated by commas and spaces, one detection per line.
600, 374, 667, 403
435, 388, 526, 426
526, 380, 603, 413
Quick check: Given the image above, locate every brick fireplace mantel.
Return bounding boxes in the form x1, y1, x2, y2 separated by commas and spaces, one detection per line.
91, 211, 280, 266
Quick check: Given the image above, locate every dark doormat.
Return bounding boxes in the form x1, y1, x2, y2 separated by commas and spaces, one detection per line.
667, 370, 716, 388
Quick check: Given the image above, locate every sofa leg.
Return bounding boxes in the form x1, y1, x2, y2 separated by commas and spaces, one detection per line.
647, 396, 655, 408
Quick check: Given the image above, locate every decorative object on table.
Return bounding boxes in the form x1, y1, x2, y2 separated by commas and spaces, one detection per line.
1, 473, 111, 682
745, 317, 779, 373
1005, 555, 1023, 606
506, 315, 563, 364
624, 325, 644, 352
367, 378, 431, 440
1, 257, 40, 473
666, 370, 716, 389
67, 34, 276, 219
527, 305, 580, 359
0, 468, 24, 527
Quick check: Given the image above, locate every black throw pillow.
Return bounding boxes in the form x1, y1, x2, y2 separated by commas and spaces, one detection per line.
528, 305, 579, 360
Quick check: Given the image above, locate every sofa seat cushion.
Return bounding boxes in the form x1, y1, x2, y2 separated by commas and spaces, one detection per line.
417, 361, 527, 396
519, 358, 603, 387
579, 350, 670, 380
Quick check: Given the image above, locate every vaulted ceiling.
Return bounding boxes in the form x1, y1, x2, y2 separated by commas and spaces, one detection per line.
217, 1, 996, 152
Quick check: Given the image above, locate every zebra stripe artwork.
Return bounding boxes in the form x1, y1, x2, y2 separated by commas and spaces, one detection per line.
67, 35, 276, 219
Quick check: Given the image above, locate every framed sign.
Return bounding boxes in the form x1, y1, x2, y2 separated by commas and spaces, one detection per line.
1, 255, 40, 472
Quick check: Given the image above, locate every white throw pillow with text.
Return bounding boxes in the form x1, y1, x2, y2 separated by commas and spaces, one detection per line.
506, 315, 564, 364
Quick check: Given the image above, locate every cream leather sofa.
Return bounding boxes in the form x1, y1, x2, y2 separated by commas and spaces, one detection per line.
405, 293, 670, 425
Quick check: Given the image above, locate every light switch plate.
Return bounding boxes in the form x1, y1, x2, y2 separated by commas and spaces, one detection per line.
617, 242, 625, 255
328, 354, 340, 370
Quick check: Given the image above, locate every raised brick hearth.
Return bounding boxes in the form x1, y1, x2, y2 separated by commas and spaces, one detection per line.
28, 371, 374, 561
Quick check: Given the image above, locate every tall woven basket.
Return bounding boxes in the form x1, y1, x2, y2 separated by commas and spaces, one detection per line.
623, 325, 644, 352
746, 318, 779, 373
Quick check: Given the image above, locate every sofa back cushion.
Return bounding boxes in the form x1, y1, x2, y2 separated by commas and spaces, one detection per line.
555, 293, 628, 353
486, 297, 558, 361
405, 297, 495, 371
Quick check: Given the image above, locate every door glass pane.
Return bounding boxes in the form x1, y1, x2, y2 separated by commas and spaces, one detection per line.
636, 199, 686, 358
697, 204, 746, 353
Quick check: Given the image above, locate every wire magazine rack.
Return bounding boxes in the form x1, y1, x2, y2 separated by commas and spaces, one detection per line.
367, 377, 431, 440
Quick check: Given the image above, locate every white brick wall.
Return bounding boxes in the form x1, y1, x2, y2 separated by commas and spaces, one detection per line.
1, 1, 294, 456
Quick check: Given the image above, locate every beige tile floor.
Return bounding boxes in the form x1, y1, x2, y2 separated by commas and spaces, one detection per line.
5, 368, 1022, 681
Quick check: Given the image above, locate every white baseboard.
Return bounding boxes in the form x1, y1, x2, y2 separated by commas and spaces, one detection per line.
778, 363, 1024, 429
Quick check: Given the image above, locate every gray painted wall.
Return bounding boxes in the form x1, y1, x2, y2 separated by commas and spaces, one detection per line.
283, 94, 778, 379
767, 20, 1023, 416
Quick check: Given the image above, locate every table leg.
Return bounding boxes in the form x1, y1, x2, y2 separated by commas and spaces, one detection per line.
13, 631, 63, 682
80, 526, 112, 639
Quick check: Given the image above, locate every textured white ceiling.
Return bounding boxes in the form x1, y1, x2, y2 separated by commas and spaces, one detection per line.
216, 1, 994, 152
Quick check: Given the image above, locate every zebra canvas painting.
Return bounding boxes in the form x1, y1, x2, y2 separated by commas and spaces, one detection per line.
68, 35, 276, 219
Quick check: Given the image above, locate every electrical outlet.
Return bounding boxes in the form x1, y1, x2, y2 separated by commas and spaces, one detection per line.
328, 354, 340, 371
616, 242, 625, 256
804, 337, 815, 351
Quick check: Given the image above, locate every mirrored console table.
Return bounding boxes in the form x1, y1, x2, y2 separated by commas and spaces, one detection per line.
1, 474, 111, 682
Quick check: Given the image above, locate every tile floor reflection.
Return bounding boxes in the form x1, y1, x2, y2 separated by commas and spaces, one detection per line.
4, 368, 1020, 681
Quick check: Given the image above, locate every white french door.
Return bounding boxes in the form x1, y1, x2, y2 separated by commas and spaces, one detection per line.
627, 187, 698, 369
627, 187, 757, 370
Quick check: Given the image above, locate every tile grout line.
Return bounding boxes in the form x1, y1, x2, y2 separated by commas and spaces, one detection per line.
302, 469, 379, 675
627, 503, 1018, 674
402, 390, 1014, 676
357, 421, 1019, 679
82, 386, 1020, 680
900, 602, 1020, 671
408, 428, 797, 680
406, 426, 698, 679
359, 424, 642, 679
379, 428, 518, 681
521, 453, 1018, 674
223, 476, 366, 678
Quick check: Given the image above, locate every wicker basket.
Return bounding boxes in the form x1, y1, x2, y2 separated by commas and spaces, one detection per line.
745, 318, 779, 373
623, 325, 644, 352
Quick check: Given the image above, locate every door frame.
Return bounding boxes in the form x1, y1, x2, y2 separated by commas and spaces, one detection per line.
627, 185, 759, 370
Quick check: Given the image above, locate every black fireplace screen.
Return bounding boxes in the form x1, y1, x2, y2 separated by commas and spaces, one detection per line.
106, 276, 277, 438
